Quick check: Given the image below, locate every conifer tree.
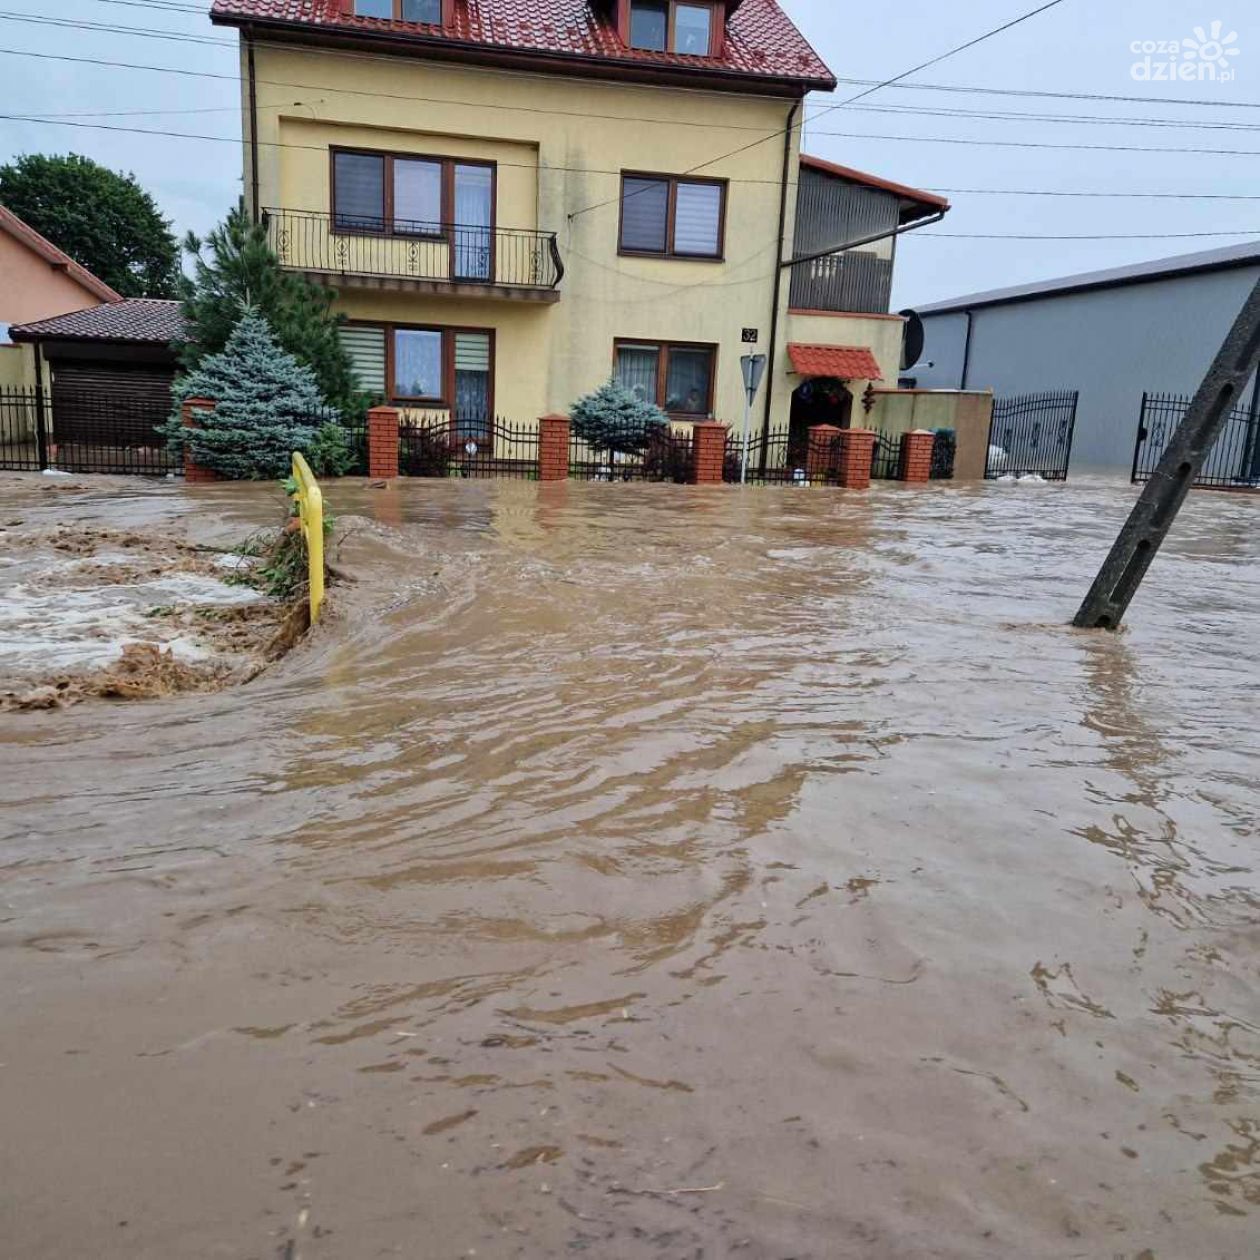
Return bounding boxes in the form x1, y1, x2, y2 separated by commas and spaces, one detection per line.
178, 203, 363, 419
570, 379, 669, 455
165, 309, 349, 479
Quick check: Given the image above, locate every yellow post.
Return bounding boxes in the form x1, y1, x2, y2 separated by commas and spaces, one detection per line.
291, 452, 325, 624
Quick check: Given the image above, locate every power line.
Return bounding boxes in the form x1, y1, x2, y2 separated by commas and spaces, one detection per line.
828, 101, 1260, 133
3, 41, 1257, 143
928, 187, 1260, 201
8, 8, 1260, 116
817, 0, 1068, 115
567, 0, 1072, 222
919, 230, 1256, 240
0, 45, 809, 136
0, 112, 792, 185
808, 128, 1260, 158
829, 74, 1260, 111
0, 9, 234, 47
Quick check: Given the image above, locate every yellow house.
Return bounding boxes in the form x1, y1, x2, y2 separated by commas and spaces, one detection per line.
209, 0, 948, 457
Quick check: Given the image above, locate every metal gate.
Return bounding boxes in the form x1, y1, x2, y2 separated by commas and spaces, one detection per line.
986, 390, 1079, 480
1132, 392, 1260, 489
0, 385, 181, 476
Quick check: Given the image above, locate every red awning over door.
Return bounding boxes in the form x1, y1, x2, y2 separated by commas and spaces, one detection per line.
787, 343, 883, 381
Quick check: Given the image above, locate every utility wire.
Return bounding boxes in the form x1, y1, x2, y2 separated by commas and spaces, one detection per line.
828, 102, 1260, 133
0, 10, 234, 47
2, 43, 1257, 140
806, 128, 1260, 158
2, 110, 1252, 240
566, 0, 1070, 222
7, 11, 1260, 114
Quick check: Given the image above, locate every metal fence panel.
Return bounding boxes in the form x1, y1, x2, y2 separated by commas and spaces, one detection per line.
1133, 392, 1260, 489
0, 386, 181, 476
986, 391, 1079, 480
0, 388, 44, 471
569, 423, 694, 483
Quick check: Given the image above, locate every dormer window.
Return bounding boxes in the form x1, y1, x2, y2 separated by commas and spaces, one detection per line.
353, 0, 442, 21
628, 1, 719, 57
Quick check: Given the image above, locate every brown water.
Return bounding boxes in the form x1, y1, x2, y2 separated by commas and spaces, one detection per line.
0, 474, 1257, 1259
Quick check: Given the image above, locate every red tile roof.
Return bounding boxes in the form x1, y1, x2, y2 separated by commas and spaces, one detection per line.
787, 343, 883, 382
9, 299, 186, 345
800, 155, 950, 224
211, 0, 835, 92
0, 206, 122, 304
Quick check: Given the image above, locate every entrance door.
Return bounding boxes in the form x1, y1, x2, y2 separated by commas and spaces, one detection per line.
789, 377, 853, 459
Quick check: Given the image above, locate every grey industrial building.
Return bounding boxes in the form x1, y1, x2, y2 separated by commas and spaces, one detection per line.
907, 242, 1260, 474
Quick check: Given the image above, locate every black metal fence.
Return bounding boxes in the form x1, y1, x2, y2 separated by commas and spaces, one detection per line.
724, 426, 802, 484
265, 208, 564, 292
1133, 392, 1260, 489
568, 422, 694, 483
0, 386, 181, 476
931, 430, 957, 480
986, 390, 1079, 480
871, 432, 901, 481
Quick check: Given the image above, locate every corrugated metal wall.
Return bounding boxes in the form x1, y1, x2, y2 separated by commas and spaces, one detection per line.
790, 167, 898, 314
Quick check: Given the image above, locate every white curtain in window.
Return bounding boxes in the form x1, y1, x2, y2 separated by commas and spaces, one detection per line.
616, 345, 660, 405
394, 329, 443, 398
454, 164, 493, 280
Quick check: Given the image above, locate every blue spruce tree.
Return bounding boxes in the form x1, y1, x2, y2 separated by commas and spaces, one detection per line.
570, 378, 669, 455
165, 308, 350, 479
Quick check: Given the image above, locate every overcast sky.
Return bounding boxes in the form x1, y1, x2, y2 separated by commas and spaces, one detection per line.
1, 1, 1256, 308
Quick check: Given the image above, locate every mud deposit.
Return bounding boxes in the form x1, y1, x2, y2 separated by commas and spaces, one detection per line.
0, 473, 1257, 1259
0, 500, 293, 708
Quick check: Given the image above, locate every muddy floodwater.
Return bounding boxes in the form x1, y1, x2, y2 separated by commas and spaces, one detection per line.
0, 473, 1257, 1259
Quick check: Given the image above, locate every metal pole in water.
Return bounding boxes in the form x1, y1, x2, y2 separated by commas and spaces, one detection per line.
1073, 277, 1260, 631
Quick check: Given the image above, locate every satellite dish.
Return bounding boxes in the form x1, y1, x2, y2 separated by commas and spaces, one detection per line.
899, 309, 925, 372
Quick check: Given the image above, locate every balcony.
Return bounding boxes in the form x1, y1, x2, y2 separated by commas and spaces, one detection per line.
788, 250, 893, 316
264, 209, 563, 303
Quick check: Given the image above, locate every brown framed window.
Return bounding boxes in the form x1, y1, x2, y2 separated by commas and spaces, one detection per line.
353, 0, 442, 22
339, 323, 494, 436
627, 0, 718, 56
331, 148, 494, 252
619, 173, 726, 259
614, 340, 716, 417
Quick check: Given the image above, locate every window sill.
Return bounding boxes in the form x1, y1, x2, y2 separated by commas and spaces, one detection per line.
618, 248, 725, 263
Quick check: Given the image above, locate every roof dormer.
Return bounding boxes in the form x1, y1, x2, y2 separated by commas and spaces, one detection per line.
341, 0, 449, 24
608, 0, 742, 59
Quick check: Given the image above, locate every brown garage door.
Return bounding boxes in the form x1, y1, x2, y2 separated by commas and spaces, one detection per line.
51, 362, 175, 448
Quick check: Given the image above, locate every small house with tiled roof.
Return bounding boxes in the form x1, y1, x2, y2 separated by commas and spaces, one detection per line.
9, 300, 186, 450
209, 0, 949, 455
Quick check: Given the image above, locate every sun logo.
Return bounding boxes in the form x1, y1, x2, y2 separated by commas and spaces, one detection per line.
1183, 21, 1241, 70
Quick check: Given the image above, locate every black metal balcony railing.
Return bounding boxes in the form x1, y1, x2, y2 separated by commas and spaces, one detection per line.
263, 209, 564, 292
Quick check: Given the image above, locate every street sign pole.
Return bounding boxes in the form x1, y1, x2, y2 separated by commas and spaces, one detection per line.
740, 353, 767, 486
1073, 276, 1260, 630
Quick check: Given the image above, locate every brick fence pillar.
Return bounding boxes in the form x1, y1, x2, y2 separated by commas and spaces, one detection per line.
806, 423, 842, 484
181, 397, 218, 483
836, 428, 877, 490
538, 414, 570, 481
368, 405, 400, 480
691, 421, 729, 485
900, 429, 936, 484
